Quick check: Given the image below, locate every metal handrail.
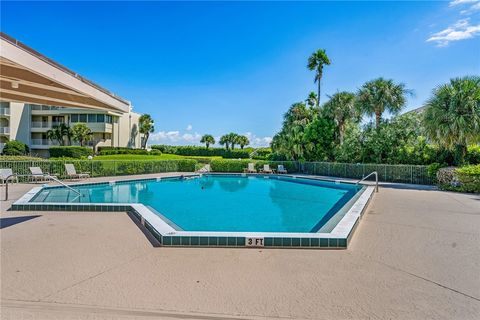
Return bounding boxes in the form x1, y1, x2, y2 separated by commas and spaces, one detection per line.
3, 174, 81, 201
356, 171, 379, 193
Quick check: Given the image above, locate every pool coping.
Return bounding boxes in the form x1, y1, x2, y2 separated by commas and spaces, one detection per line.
12, 173, 375, 249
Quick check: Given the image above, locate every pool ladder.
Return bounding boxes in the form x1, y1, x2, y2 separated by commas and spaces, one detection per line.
356, 171, 379, 193
3, 174, 81, 201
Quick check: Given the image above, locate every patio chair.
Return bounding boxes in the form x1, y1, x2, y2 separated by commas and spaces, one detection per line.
64, 163, 90, 180
243, 163, 257, 173
197, 164, 211, 173
277, 164, 288, 174
260, 164, 274, 174
0, 168, 18, 185
29, 167, 57, 183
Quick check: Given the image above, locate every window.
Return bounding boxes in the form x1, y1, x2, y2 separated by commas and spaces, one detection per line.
97, 114, 105, 123
71, 114, 79, 122
88, 114, 96, 123
79, 114, 87, 122
106, 115, 112, 123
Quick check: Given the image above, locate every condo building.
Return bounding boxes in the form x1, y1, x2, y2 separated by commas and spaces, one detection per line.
0, 32, 143, 157
0, 102, 141, 157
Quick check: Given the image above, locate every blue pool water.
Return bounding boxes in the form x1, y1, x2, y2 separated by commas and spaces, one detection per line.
31, 175, 361, 233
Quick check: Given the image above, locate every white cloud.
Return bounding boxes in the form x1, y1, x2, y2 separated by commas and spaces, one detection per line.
450, 0, 479, 7
461, 2, 480, 14
186, 124, 192, 131
427, 18, 480, 46
148, 130, 272, 147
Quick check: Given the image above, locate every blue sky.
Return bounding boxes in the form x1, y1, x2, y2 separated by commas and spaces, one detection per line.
2, 1, 479, 146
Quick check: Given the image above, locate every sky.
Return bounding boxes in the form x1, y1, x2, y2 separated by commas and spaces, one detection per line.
1, 1, 479, 147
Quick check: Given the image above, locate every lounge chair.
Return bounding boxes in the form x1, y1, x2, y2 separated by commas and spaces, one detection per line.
0, 168, 18, 185
243, 163, 257, 173
197, 164, 211, 173
29, 167, 57, 183
277, 164, 288, 174
260, 164, 274, 174
64, 163, 90, 180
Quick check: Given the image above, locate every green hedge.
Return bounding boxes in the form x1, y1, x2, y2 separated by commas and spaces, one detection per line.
97, 147, 161, 156
455, 164, 480, 193
210, 159, 298, 173
0, 159, 196, 180
49, 146, 93, 159
151, 145, 249, 159
1, 140, 29, 156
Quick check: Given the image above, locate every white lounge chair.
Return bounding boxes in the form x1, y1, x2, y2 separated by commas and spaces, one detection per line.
29, 167, 57, 183
277, 164, 288, 174
197, 164, 211, 173
260, 164, 274, 174
243, 163, 257, 173
64, 163, 90, 180
0, 168, 18, 185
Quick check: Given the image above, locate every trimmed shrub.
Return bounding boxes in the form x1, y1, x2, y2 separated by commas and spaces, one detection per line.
98, 147, 150, 155
49, 146, 93, 159
210, 159, 298, 173
2, 140, 29, 156
456, 164, 480, 193
436, 167, 458, 186
151, 145, 249, 159
466, 145, 480, 165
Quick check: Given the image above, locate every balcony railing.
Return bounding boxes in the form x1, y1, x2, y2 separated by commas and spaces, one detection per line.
0, 127, 10, 134
31, 121, 65, 128
30, 139, 59, 146
0, 107, 10, 116
31, 105, 61, 111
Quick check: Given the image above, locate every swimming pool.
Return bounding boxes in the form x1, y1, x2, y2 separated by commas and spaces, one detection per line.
13, 174, 375, 249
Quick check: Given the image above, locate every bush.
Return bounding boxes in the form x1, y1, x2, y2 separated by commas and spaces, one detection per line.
151, 145, 249, 159
210, 159, 298, 173
466, 145, 480, 165
456, 164, 480, 193
49, 146, 93, 159
98, 147, 150, 155
427, 163, 447, 182
0, 155, 42, 161
2, 140, 29, 156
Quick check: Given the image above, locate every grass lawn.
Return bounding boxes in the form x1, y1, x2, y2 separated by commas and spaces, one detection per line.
93, 154, 222, 161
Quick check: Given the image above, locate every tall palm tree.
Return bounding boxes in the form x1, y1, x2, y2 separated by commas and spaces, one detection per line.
139, 114, 154, 149
356, 77, 411, 129
423, 76, 480, 164
307, 49, 331, 106
200, 134, 215, 149
219, 134, 230, 150
238, 135, 250, 149
323, 91, 360, 144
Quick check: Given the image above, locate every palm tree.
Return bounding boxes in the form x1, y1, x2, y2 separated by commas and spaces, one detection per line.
307, 49, 331, 106
423, 76, 480, 164
71, 123, 92, 147
356, 77, 411, 129
200, 134, 215, 148
323, 91, 361, 144
219, 134, 230, 150
306, 91, 318, 108
46, 123, 71, 146
238, 135, 250, 149
228, 133, 239, 149
139, 114, 154, 149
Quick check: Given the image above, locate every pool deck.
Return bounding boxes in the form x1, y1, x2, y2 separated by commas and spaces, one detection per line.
1, 173, 479, 319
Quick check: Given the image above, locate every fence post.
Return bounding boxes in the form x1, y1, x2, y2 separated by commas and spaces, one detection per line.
114, 161, 117, 176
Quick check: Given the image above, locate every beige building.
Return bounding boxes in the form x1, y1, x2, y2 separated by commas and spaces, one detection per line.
0, 101, 141, 157
0, 32, 144, 157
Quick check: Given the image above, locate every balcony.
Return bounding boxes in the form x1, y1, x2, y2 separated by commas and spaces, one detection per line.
30, 139, 60, 146
0, 107, 10, 116
0, 127, 10, 134
31, 121, 65, 129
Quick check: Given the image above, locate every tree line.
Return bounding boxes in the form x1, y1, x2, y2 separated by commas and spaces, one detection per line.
271, 49, 480, 166
200, 133, 250, 150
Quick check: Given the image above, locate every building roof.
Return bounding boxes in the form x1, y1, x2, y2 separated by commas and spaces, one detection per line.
0, 32, 131, 113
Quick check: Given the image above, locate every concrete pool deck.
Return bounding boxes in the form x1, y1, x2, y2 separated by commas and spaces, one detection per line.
1, 173, 479, 319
